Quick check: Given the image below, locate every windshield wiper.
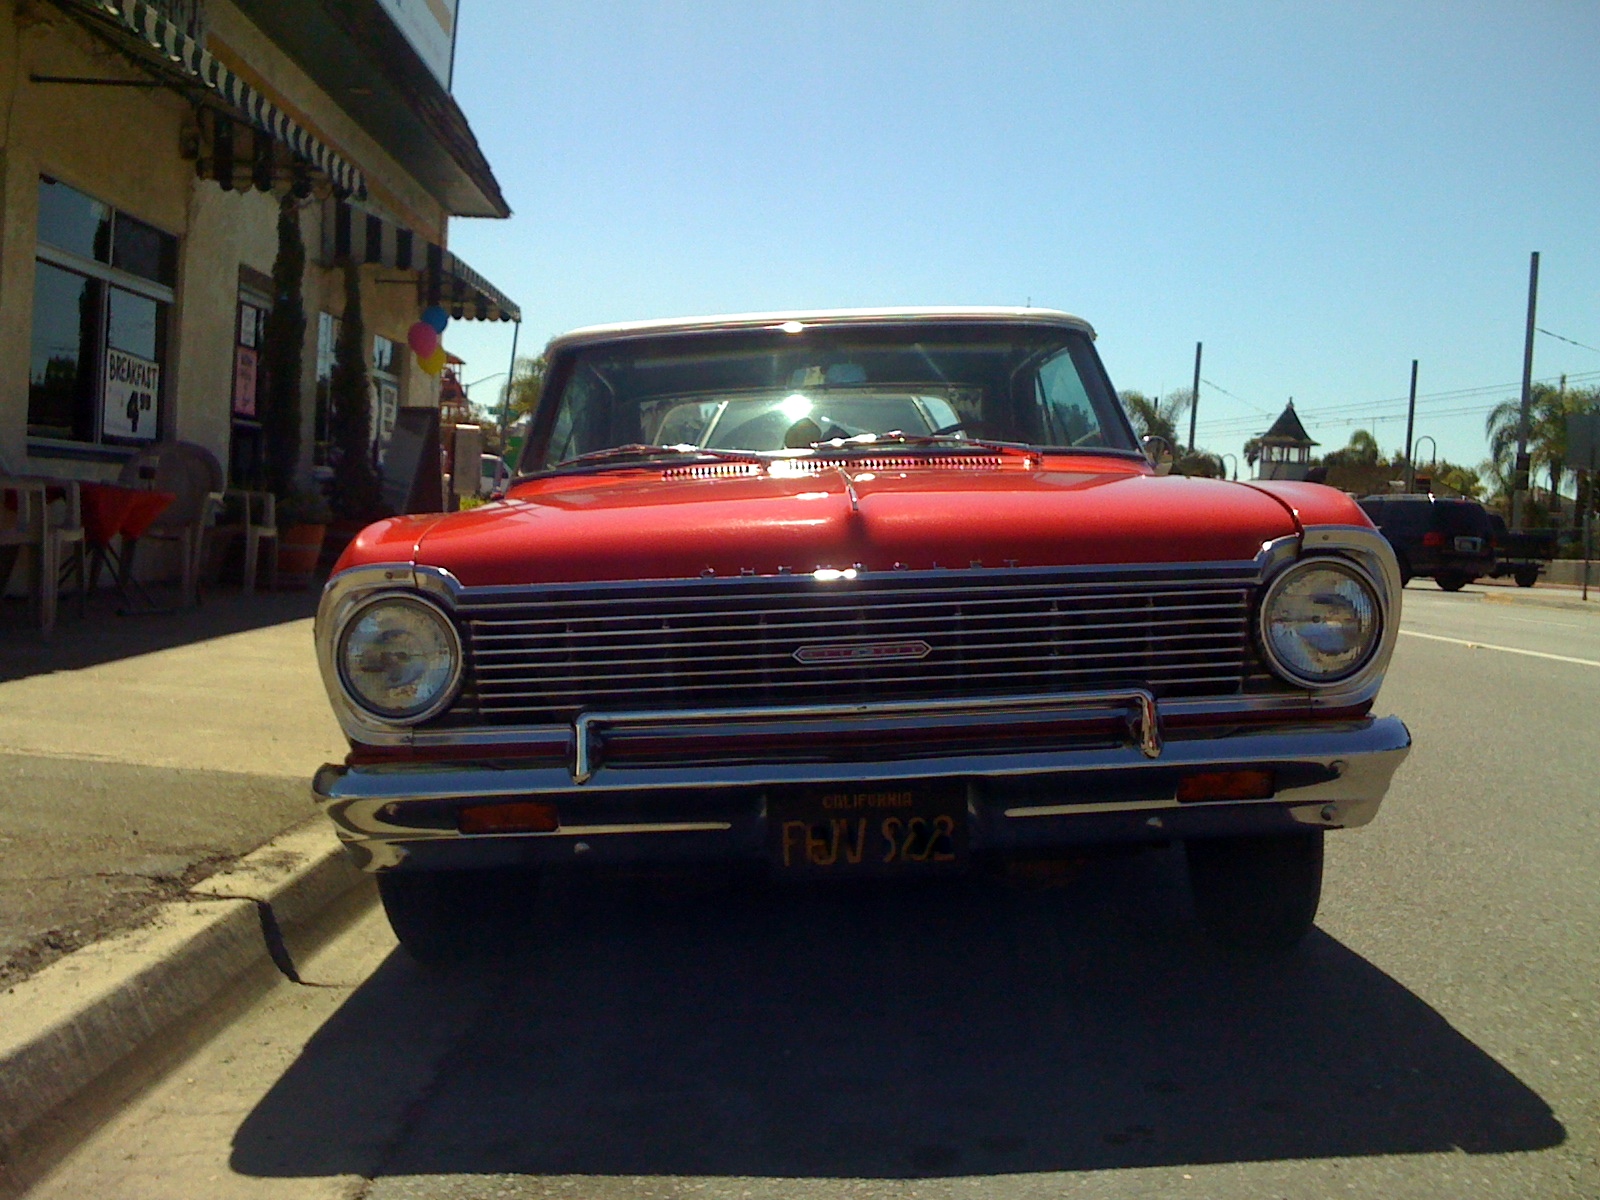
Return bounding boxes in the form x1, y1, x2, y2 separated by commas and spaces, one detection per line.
547, 444, 769, 472
814, 432, 1141, 459
807, 431, 1039, 456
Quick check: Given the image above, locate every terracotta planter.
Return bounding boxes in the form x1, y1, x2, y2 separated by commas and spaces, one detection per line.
276, 523, 328, 589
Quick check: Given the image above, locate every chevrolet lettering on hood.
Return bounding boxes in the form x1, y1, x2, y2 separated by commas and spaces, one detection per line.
794, 640, 932, 664
312, 306, 1411, 969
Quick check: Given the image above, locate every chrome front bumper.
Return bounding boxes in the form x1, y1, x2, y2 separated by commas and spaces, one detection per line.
314, 715, 1412, 873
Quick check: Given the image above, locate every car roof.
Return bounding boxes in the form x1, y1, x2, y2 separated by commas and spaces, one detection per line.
547, 307, 1097, 354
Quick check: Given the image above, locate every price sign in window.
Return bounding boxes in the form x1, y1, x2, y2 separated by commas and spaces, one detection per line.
102, 348, 160, 440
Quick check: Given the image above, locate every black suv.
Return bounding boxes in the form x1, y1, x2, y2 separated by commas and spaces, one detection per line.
1357, 495, 1495, 590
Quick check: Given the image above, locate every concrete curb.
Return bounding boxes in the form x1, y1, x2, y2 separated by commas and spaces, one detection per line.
0, 817, 366, 1160
1480, 590, 1599, 615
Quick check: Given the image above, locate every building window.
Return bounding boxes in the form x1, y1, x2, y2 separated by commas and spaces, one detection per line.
228, 287, 270, 485
28, 177, 177, 447
371, 334, 400, 466
312, 311, 341, 467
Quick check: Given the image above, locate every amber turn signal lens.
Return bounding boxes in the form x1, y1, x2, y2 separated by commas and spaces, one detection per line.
1176, 769, 1275, 803
457, 801, 560, 834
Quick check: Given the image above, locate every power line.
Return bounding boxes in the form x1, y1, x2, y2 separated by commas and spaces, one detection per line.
1537, 327, 1600, 355
1198, 369, 1600, 436
1198, 377, 1274, 416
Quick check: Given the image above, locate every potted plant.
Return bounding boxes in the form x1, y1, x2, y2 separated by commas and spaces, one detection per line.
275, 486, 333, 588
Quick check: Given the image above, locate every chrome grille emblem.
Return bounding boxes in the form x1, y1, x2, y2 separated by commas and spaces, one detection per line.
794, 640, 932, 665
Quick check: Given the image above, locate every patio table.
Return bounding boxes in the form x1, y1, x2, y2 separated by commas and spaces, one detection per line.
81, 481, 175, 612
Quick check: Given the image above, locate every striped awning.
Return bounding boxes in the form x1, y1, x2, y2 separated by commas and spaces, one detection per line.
326, 198, 521, 323
50, 0, 365, 199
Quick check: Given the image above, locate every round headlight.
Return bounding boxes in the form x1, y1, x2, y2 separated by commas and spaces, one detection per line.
337, 594, 463, 722
1259, 559, 1381, 687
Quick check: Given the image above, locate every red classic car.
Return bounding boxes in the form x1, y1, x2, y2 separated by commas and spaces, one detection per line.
313, 308, 1411, 966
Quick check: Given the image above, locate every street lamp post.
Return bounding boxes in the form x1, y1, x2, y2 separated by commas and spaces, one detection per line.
461, 372, 507, 420
1413, 436, 1437, 488
464, 371, 507, 396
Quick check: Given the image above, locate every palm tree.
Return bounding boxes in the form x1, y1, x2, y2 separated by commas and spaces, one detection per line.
1321, 429, 1382, 468
1120, 388, 1193, 445
1484, 381, 1600, 512
1478, 456, 1512, 507
507, 354, 547, 419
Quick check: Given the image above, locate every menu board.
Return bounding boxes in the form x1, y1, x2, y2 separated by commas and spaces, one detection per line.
382, 406, 443, 514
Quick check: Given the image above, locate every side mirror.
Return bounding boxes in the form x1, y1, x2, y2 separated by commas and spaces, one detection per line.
1142, 435, 1175, 476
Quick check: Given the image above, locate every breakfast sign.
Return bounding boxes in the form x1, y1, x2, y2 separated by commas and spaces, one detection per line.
102, 348, 159, 440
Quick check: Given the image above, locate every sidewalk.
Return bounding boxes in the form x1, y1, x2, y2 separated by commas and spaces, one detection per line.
1468, 575, 1600, 614
0, 586, 348, 987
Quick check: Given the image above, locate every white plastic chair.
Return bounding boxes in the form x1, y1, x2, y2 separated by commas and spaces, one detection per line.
118, 443, 225, 607
228, 489, 279, 594
1, 475, 84, 633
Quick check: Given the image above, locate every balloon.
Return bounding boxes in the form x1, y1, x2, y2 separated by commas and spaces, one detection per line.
419, 346, 448, 376
421, 305, 450, 334
407, 321, 439, 357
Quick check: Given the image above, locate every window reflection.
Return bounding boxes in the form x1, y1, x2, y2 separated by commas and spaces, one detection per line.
108, 288, 159, 360
27, 262, 103, 442
36, 177, 111, 263
112, 213, 178, 286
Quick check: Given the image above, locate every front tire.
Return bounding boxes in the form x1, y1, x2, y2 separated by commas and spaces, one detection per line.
1514, 565, 1539, 588
1186, 831, 1324, 961
377, 868, 537, 968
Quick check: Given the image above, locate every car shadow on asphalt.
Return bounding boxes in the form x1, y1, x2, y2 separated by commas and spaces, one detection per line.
230, 846, 1564, 1182
0, 586, 321, 683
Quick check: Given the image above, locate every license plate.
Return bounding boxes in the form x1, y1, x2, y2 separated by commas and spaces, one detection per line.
770, 785, 967, 875
1455, 536, 1482, 552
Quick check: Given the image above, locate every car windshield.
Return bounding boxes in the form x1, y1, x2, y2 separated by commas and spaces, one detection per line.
525, 322, 1138, 471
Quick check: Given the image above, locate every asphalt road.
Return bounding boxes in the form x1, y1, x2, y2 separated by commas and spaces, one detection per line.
19, 584, 1600, 1200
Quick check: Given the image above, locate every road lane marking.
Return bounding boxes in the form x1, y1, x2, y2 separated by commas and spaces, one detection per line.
1493, 614, 1585, 629
1398, 629, 1600, 668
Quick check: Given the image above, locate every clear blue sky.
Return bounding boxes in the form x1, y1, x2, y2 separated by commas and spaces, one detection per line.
439, 1, 1600, 475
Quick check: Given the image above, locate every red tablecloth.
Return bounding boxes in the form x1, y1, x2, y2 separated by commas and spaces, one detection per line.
80, 482, 174, 546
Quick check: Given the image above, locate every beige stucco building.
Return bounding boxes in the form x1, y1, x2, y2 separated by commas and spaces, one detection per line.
0, 0, 516, 537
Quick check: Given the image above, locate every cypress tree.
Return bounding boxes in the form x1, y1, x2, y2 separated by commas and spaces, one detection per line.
328, 258, 383, 519
261, 197, 305, 498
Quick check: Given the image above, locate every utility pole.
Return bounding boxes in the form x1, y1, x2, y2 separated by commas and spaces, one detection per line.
1188, 341, 1202, 454
1402, 360, 1418, 493
1513, 251, 1539, 531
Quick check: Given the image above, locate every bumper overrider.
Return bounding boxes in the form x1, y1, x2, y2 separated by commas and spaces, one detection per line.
312, 527, 1412, 874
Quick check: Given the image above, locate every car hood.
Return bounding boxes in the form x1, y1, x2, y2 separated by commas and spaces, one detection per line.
385, 457, 1311, 588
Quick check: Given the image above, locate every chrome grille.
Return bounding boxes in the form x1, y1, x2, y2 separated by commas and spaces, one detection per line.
445, 567, 1270, 727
